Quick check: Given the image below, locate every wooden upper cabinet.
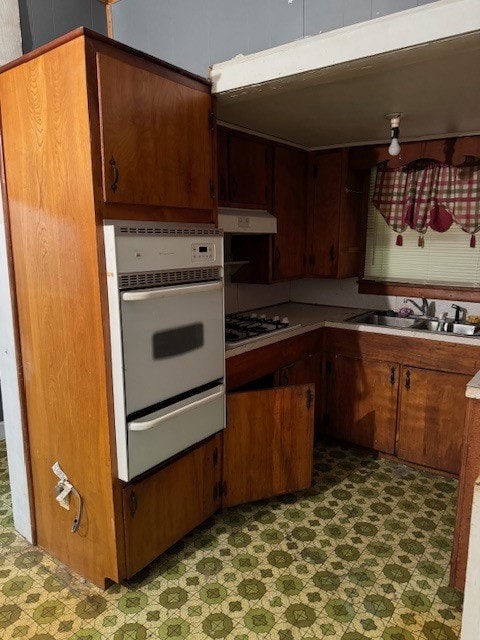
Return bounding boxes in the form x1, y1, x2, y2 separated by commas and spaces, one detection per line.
309, 149, 365, 279
96, 53, 214, 210
218, 127, 272, 208
326, 354, 399, 454
273, 145, 308, 280
396, 367, 469, 474
223, 386, 314, 508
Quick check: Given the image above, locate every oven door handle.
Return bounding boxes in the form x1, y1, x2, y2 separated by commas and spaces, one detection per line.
122, 281, 223, 302
128, 386, 225, 432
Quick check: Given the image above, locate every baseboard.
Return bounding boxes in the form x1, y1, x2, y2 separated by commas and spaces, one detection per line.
0, 421, 4, 441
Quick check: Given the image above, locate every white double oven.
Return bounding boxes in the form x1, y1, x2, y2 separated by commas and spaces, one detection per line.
104, 221, 225, 481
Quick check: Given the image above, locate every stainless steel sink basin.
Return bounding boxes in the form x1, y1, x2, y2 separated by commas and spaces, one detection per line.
348, 312, 419, 328
412, 319, 443, 332
348, 311, 480, 337
449, 323, 478, 336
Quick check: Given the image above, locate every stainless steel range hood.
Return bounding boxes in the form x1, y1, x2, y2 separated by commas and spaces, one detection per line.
218, 207, 277, 234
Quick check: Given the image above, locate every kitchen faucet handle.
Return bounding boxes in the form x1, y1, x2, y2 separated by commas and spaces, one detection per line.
451, 304, 465, 323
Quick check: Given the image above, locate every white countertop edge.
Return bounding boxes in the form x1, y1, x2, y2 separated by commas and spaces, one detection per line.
466, 370, 480, 399
226, 313, 480, 359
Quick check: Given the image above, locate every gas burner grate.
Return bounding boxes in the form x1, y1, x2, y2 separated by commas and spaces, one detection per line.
225, 312, 299, 346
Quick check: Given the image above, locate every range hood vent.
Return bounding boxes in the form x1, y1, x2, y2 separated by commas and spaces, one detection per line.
218, 207, 277, 234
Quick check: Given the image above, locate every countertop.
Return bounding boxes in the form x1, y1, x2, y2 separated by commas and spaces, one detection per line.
225, 302, 480, 398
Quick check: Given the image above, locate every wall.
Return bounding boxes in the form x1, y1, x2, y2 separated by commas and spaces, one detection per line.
110, 0, 440, 77
18, 0, 107, 52
290, 277, 480, 319
225, 282, 291, 315
0, 0, 34, 540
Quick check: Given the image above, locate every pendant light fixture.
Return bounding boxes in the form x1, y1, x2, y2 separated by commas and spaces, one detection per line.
386, 113, 403, 157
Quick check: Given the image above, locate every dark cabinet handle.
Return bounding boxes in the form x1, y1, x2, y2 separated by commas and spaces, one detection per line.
129, 490, 137, 518
275, 246, 280, 266
390, 366, 396, 386
231, 177, 238, 196
110, 157, 119, 193
329, 244, 336, 262
405, 370, 411, 390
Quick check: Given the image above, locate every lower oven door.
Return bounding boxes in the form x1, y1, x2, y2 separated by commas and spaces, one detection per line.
127, 383, 225, 480
121, 280, 224, 415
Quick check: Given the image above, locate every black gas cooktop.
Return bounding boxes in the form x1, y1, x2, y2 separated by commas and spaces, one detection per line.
225, 312, 299, 347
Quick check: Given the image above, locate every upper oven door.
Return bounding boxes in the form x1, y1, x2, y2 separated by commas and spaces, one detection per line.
121, 280, 224, 414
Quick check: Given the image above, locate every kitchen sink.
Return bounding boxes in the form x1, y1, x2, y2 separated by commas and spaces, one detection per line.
348, 312, 480, 337
349, 312, 419, 329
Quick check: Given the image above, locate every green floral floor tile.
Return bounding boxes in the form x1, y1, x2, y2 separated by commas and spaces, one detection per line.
0, 440, 464, 639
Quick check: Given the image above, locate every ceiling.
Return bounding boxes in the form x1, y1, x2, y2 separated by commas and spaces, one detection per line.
214, 29, 480, 149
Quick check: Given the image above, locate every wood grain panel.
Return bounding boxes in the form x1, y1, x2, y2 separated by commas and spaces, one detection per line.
0, 37, 120, 587
451, 398, 480, 590
97, 52, 213, 210
227, 131, 271, 208
276, 353, 323, 440
273, 145, 308, 280
123, 434, 222, 578
226, 329, 324, 390
325, 328, 480, 376
396, 367, 469, 474
326, 355, 399, 454
309, 149, 343, 276
223, 386, 314, 508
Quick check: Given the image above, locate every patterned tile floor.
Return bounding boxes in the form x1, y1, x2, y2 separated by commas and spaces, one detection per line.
0, 440, 463, 639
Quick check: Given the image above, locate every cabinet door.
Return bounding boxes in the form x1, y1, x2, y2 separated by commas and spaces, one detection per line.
276, 354, 323, 439
397, 367, 469, 474
273, 146, 308, 279
309, 149, 343, 276
223, 385, 314, 508
123, 434, 222, 578
228, 132, 271, 208
326, 354, 399, 453
97, 53, 213, 210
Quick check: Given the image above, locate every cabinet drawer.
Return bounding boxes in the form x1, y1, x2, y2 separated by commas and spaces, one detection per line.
123, 434, 222, 578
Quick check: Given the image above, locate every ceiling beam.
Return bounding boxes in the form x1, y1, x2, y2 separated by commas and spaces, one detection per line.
211, 0, 480, 95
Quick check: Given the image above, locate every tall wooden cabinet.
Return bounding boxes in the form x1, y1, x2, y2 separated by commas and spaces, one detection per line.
0, 29, 217, 588
0, 29, 316, 588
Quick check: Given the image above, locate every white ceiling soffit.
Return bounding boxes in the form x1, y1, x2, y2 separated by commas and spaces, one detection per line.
211, 0, 480, 149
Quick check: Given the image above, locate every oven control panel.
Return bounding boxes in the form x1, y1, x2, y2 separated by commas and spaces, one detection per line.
191, 243, 215, 262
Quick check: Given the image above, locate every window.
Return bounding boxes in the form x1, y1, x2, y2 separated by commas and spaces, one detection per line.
364, 168, 480, 287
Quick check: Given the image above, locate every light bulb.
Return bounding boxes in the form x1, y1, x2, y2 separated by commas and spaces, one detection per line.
388, 136, 401, 156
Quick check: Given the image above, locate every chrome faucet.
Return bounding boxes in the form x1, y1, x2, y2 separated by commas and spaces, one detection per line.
404, 298, 429, 317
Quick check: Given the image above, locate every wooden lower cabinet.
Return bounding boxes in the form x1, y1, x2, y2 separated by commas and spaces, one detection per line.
123, 434, 222, 578
276, 354, 323, 439
396, 367, 469, 474
223, 386, 315, 508
325, 354, 399, 454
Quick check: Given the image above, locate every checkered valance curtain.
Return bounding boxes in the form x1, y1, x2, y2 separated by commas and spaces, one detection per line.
372, 159, 480, 246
